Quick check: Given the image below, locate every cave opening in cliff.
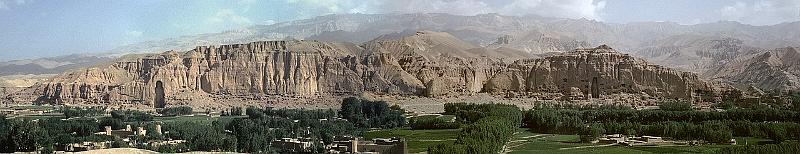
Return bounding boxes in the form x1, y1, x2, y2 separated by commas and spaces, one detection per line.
155, 81, 166, 108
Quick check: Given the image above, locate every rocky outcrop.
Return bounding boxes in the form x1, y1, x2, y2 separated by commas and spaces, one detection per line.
633, 37, 766, 73
10, 32, 732, 107
362, 31, 510, 97
484, 45, 719, 101
705, 47, 800, 91
487, 32, 591, 55
19, 40, 424, 106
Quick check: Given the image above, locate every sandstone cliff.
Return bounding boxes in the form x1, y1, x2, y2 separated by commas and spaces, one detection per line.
17, 40, 425, 107
9, 32, 730, 108
362, 31, 515, 97
484, 45, 719, 101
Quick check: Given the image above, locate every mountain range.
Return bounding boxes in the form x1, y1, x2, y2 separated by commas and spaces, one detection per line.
6, 31, 737, 109
2, 13, 799, 94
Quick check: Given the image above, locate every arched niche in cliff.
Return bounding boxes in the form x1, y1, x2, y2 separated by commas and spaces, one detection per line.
155, 81, 166, 108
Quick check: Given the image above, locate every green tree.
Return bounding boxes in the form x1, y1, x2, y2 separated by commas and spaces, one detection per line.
791, 92, 800, 111
765, 125, 787, 143
0, 115, 12, 152
580, 123, 606, 143
659, 100, 693, 111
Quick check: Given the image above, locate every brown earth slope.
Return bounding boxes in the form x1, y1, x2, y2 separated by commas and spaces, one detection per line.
705, 47, 800, 91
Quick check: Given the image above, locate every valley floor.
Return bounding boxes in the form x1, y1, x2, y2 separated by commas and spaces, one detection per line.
504, 129, 773, 154
366, 127, 780, 154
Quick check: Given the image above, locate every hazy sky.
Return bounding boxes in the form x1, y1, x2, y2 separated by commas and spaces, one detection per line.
1, 0, 799, 61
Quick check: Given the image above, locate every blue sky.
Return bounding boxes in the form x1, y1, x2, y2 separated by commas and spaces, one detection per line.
1, 0, 799, 61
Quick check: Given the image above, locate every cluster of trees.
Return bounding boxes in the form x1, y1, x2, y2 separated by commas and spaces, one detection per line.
157, 106, 193, 116
524, 105, 800, 143
154, 100, 373, 153
409, 115, 460, 129
61, 106, 106, 118
222, 107, 243, 116
338, 97, 406, 129
658, 100, 693, 111
443, 103, 523, 124
110, 110, 153, 122
792, 92, 800, 111
429, 103, 522, 154
716, 141, 800, 154
1, 97, 394, 153
1, 115, 53, 153
1, 106, 184, 154
527, 105, 800, 124
158, 106, 360, 153
159, 121, 236, 152
0, 114, 121, 153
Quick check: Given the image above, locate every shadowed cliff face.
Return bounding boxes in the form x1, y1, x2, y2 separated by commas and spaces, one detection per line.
8, 32, 729, 107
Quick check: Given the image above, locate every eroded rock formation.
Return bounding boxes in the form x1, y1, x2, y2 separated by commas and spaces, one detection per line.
705, 47, 800, 91
484, 45, 721, 101
19, 40, 424, 106
8, 32, 732, 107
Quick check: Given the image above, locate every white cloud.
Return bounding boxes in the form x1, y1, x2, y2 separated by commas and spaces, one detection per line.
501, 0, 606, 20
263, 20, 276, 25
207, 9, 253, 25
720, 0, 800, 25
285, 0, 606, 20
0, 0, 33, 10
0, 1, 8, 10
14, 0, 32, 5
125, 30, 143, 37
287, 0, 346, 13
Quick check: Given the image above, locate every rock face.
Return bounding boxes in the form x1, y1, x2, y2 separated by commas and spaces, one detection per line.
632, 37, 766, 73
705, 47, 800, 91
10, 32, 728, 107
362, 31, 512, 97
484, 45, 717, 101
20, 40, 424, 106
487, 31, 591, 55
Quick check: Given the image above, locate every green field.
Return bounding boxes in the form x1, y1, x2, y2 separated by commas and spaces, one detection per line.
507, 130, 774, 154
365, 129, 461, 153
363, 128, 753, 154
